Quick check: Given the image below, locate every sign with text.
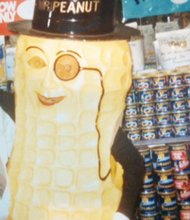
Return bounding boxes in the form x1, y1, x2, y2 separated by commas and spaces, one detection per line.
0, 0, 35, 35
155, 28, 190, 70
122, 0, 190, 20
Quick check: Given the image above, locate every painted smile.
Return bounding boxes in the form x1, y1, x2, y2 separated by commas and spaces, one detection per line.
37, 94, 64, 106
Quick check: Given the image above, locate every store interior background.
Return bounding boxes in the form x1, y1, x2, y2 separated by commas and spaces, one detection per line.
1, 0, 190, 219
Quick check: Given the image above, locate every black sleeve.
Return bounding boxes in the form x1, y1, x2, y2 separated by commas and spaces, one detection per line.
0, 91, 15, 121
111, 127, 145, 220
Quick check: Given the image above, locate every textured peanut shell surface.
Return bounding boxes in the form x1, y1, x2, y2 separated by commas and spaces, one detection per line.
7, 35, 132, 220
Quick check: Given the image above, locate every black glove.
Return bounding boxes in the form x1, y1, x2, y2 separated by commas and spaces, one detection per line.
111, 127, 145, 219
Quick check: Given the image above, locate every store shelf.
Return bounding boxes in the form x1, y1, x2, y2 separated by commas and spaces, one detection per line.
133, 136, 190, 148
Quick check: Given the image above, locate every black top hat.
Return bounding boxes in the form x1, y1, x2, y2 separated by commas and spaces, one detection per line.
9, 0, 139, 40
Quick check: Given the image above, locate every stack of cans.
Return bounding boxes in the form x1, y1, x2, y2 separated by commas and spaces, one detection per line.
153, 71, 172, 139
138, 146, 159, 219
123, 71, 158, 141
138, 142, 190, 219
169, 71, 188, 138
151, 145, 178, 219
123, 68, 190, 141
136, 74, 157, 141
123, 89, 141, 141
169, 143, 190, 220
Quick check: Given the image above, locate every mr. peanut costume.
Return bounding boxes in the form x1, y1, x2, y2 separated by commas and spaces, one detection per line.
7, 0, 144, 219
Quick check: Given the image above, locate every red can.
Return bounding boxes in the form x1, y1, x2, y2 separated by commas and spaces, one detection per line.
180, 210, 190, 220
179, 201, 190, 220
174, 171, 190, 202
169, 143, 190, 173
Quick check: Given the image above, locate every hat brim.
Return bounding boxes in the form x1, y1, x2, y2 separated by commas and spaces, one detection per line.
8, 20, 140, 40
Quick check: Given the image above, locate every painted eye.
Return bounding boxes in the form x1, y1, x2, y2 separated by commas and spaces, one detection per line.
54, 55, 80, 81
28, 56, 46, 68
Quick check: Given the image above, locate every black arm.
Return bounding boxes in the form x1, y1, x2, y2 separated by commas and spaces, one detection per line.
111, 127, 145, 219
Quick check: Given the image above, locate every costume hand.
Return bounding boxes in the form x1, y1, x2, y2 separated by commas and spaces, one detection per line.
113, 212, 129, 220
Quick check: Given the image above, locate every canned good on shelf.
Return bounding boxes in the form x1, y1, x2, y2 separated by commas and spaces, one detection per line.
139, 102, 155, 115
142, 127, 156, 140
152, 71, 169, 88
155, 169, 175, 194
157, 125, 174, 139
186, 86, 190, 98
183, 70, 190, 85
174, 171, 190, 203
126, 90, 136, 105
140, 188, 158, 215
180, 210, 190, 220
173, 123, 189, 137
186, 99, 190, 109
187, 113, 190, 123
150, 145, 172, 172
169, 86, 186, 99
124, 104, 139, 117
155, 113, 171, 126
169, 143, 190, 173
158, 191, 178, 215
126, 128, 141, 142
133, 73, 154, 91
155, 87, 170, 102
137, 89, 155, 103
123, 117, 139, 129
138, 146, 153, 173
155, 101, 171, 114
170, 99, 187, 112
179, 200, 190, 210
140, 212, 160, 220
179, 201, 190, 220
138, 146, 152, 164
161, 213, 179, 220
143, 171, 155, 189
140, 115, 156, 128
174, 171, 190, 189
171, 111, 188, 125
168, 71, 184, 87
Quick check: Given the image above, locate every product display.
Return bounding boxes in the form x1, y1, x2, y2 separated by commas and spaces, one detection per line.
138, 143, 190, 220
123, 69, 190, 141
